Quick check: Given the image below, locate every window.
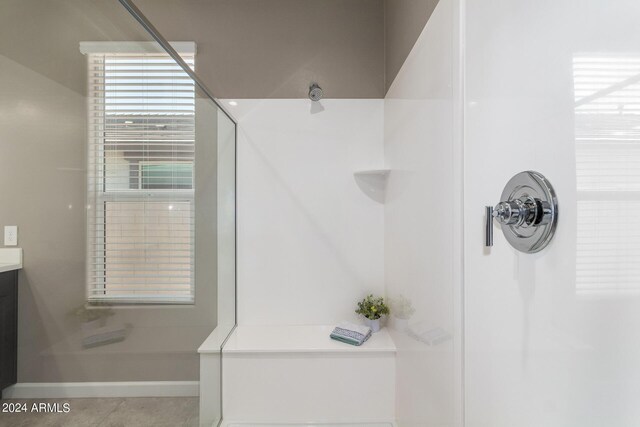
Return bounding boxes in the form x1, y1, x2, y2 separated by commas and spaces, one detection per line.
81, 42, 196, 304
574, 54, 640, 294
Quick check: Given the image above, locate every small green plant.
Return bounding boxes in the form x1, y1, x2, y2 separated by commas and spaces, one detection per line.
355, 294, 390, 320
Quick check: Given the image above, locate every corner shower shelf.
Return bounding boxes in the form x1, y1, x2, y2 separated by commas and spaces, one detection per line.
353, 169, 390, 203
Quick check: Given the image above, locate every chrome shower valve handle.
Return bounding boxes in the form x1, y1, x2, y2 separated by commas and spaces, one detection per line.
485, 171, 558, 253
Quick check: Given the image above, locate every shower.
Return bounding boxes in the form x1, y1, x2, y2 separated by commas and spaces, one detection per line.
308, 83, 323, 101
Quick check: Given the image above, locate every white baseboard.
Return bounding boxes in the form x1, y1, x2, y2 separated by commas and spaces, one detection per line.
2, 381, 199, 399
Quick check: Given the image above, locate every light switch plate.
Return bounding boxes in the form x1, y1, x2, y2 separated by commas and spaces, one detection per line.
4, 226, 18, 246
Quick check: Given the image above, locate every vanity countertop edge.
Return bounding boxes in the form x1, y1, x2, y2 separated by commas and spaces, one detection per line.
0, 248, 22, 273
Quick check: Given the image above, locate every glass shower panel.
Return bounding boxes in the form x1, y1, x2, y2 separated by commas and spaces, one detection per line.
0, 1, 235, 422
193, 84, 236, 427
216, 109, 236, 331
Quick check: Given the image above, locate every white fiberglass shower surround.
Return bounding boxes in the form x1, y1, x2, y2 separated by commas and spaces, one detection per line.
464, 1, 640, 425
386, 0, 640, 426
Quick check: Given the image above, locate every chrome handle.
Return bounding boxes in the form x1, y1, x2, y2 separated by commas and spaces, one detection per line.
485, 206, 493, 247
493, 198, 537, 227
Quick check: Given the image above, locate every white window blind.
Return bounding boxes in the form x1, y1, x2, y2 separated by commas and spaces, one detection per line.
83, 42, 196, 304
574, 54, 640, 294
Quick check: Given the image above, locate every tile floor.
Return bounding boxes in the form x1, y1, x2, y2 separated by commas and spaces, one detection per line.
0, 397, 198, 427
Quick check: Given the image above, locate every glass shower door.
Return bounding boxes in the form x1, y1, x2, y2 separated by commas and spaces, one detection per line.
0, 1, 236, 425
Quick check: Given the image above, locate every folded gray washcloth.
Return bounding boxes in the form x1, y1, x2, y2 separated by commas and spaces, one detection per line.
330, 321, 372, 346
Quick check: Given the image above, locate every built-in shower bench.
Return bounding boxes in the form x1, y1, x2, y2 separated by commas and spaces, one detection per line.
223, 324, 396, 354
200, 325, 396, 426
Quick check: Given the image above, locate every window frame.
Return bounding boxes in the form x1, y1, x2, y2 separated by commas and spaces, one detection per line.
83, 41, 197, 305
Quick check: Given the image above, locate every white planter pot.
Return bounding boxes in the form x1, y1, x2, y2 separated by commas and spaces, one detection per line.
363, 318, 381, 333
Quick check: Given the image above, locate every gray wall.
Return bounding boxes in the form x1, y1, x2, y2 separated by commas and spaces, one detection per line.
384, 0, 440, 92
135, 0, 385, 99
134, 0, 439, 98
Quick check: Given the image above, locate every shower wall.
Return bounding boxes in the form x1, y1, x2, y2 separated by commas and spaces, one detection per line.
384, 0, 640, 425
464, 0, 640, 425
235, 99, 384, 326
384, 0, 462, 425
